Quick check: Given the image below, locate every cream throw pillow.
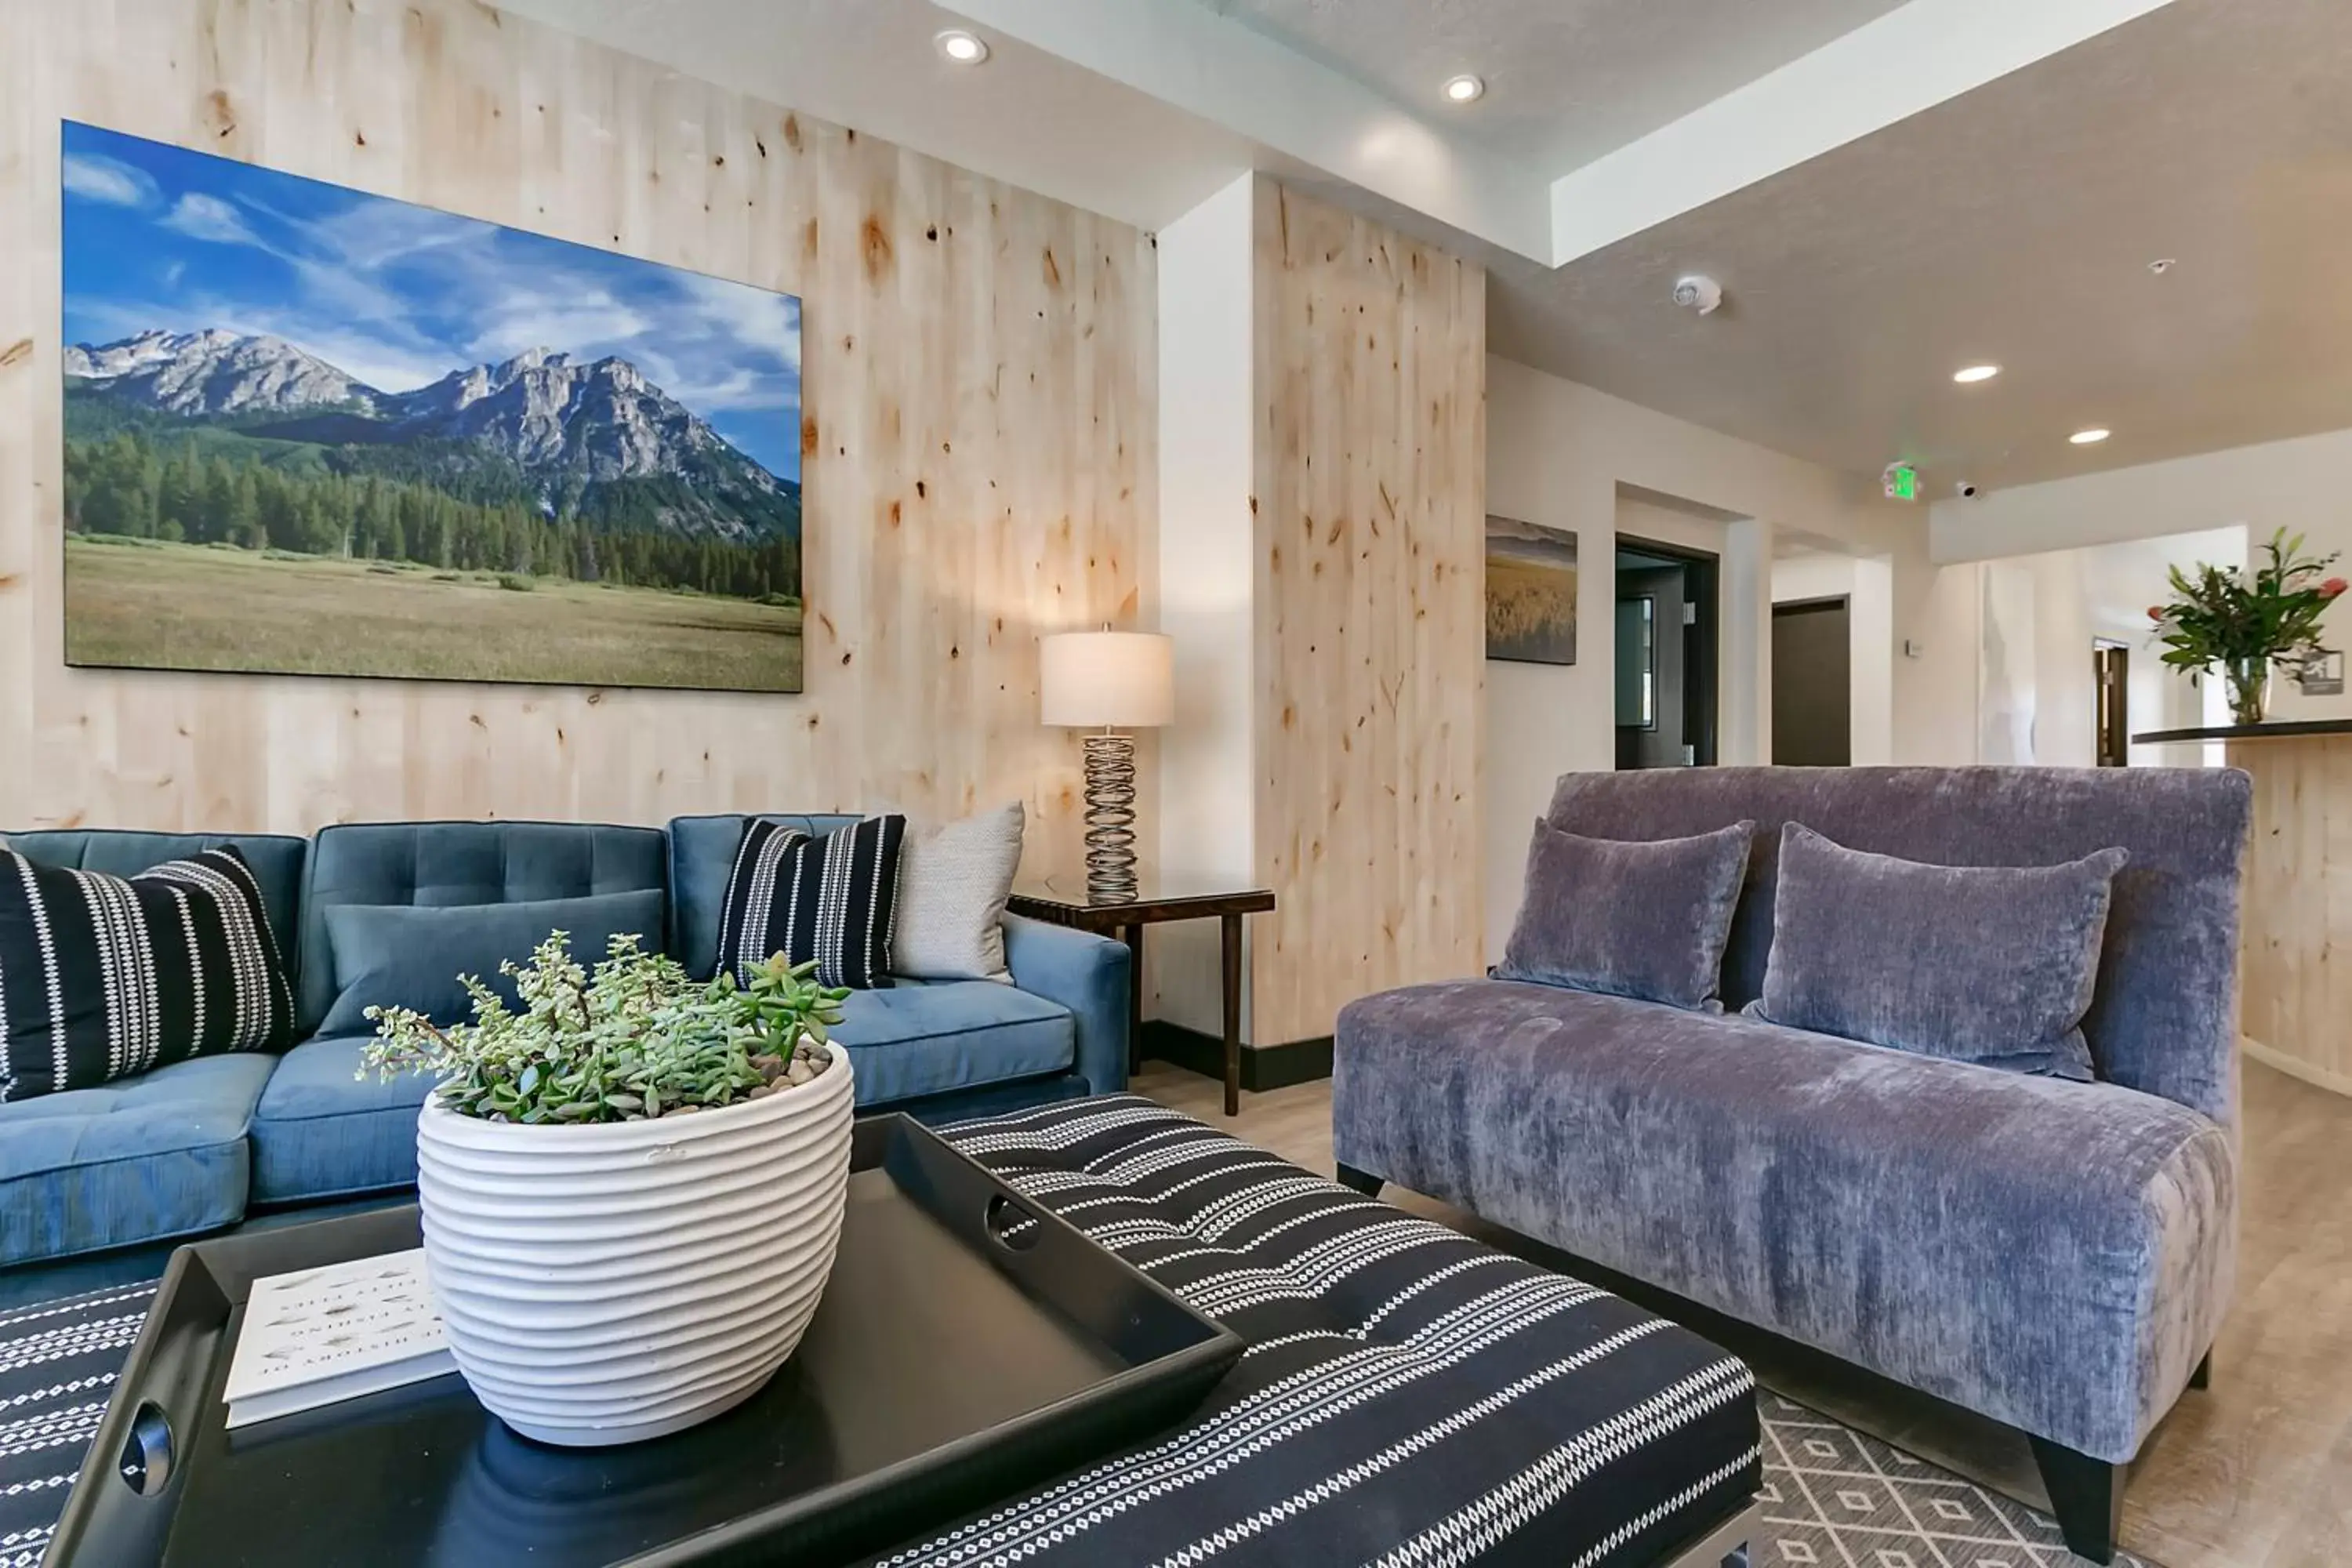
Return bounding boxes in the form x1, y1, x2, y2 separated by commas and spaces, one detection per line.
886, 801, 1025, 982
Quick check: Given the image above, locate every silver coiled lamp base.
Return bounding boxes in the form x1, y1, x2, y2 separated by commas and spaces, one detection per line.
1081, 732, 1138, 902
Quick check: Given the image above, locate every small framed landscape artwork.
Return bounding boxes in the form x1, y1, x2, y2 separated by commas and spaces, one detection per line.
1485, 516, 1577, 665
60, 121, 805, 693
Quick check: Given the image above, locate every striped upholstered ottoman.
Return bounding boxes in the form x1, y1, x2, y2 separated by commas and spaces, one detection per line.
909, 1094, 1762, 1567
0, 1095, 1759, 1568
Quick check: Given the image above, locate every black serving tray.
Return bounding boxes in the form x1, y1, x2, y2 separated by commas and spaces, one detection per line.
50, 1114, 1243, 1567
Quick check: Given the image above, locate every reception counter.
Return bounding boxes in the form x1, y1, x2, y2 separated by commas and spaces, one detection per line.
2137, 719, 2352, 1096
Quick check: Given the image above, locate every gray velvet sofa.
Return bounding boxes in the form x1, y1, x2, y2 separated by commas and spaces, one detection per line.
1333, 767, 2250, 1565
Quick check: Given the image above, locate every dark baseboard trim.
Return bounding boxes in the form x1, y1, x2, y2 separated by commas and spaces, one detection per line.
1141, 1022, 1333, 1091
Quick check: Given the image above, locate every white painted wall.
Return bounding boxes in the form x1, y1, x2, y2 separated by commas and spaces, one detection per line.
1484, 356, 1966, 959
1722, 518, 1775, 768
1153, 172, 1257, 1036
1919, 528, 2245, 768
1770, 552, 1855, 604
1850, 555, 1896, 766
1929, 426, 2352, 724
2024, 554, 2078, 764
1618, 495, 1732, 558
2082, 531, 2244, 766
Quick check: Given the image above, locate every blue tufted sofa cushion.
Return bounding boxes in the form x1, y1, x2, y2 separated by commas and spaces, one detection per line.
249, 1035, 437, 1205
1, 1053, 278, 1264
295, 821, 670, 1036
832, 980, 1075, 1105
670, 816, 1131, 1107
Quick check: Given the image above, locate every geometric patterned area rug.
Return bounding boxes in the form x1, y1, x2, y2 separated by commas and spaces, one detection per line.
0, 1282, 154, 1568
1758, 1392, 2159, 1568
0, 1281, 2157, 1568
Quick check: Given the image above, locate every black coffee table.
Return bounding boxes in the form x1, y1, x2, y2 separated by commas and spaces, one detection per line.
49, 1116, 1241, 1567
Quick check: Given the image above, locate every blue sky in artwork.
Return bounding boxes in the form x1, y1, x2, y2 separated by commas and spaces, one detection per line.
61, 121, 801, 485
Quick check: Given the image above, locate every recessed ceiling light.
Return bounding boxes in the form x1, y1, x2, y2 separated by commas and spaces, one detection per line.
2070, 428, 2112, 445
2148, 258, 2176, 274
1953, 365, 2001, 384
1443, 74, 1486, 103
935, 28, 989, 65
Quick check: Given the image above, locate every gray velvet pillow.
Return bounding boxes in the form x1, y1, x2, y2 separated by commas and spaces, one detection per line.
1497, 819, 1755, 1011
1747, 823, 2125, 1080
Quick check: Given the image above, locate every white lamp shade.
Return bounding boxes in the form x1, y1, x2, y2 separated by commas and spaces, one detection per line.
1040, 632, 1174, 728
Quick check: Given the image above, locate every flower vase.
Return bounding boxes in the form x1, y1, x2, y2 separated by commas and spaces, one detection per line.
2225, 656, 2273, 726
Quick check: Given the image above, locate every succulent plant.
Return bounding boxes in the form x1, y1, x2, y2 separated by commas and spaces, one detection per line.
358, 931, 849, 1123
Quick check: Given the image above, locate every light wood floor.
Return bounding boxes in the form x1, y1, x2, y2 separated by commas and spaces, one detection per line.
1134, 1055, 2352, 1568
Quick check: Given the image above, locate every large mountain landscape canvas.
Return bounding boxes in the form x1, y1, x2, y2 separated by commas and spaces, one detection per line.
60, 121, 804, 692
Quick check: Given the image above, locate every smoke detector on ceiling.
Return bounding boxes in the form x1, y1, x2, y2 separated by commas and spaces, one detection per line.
1671, 274, 1724, 315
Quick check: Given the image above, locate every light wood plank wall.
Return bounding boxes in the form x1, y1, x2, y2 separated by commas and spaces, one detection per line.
0, 0, 1154, 870
2234, 735, 2352, 1096
1249, 181, 1486, 1044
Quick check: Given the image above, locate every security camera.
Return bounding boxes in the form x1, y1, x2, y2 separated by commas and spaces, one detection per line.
1955, 481, 1982, 499
1671, 274, 1724, 315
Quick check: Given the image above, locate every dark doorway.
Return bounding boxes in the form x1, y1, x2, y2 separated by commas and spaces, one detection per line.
2095, 642, 2130, 768
1772, 597, 1852, 766
1615, 537, 1719, 770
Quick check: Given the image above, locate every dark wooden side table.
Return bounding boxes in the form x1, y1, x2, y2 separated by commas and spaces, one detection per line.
1007, 877, 1276, 1117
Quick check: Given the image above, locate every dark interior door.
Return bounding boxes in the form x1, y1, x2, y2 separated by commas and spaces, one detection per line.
1771, 597, 1851, 766
2095, 644, 2130, 767
1617, 565, 1689, 769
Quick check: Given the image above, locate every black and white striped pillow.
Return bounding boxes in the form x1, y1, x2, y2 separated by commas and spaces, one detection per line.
0, 846, 295, 1102
716, 817, 906, 990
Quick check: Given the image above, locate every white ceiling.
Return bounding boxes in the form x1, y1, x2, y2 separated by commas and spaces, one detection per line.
488, 0, 1269, 231
1494, 0, 2352, 490
500, 0, 2352, 498
1198, 0, 1913, 169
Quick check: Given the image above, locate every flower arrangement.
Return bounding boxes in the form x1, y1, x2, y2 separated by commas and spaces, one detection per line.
360, 931, 847, 1123
2149, 528, 2347, 724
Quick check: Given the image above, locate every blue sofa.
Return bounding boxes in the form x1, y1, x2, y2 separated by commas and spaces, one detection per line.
1334, 767, 2250, 1564
1, 817, 1128, 1269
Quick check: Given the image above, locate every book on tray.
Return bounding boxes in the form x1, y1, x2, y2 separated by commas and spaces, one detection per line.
220, 1247, 457, 1428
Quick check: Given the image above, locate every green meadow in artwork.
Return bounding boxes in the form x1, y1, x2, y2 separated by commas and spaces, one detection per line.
61, 120, 804, 693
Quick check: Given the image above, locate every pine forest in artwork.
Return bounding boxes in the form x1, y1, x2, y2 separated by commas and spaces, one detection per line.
60, 120, 806, 693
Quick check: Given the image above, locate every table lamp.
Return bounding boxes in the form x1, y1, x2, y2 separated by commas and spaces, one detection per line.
1040, 630, 1173, 902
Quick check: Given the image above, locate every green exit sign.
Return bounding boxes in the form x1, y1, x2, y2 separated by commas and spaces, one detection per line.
1882, 462, 1920, 502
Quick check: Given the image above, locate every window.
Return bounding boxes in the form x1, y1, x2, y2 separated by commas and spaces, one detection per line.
1615, 595, 1656, 728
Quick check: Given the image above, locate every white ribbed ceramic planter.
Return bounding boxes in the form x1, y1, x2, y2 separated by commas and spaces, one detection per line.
415, 1041, 854, 1446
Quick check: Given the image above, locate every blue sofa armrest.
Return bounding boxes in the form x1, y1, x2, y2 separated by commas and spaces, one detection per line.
1002, 914, 1130, 1095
